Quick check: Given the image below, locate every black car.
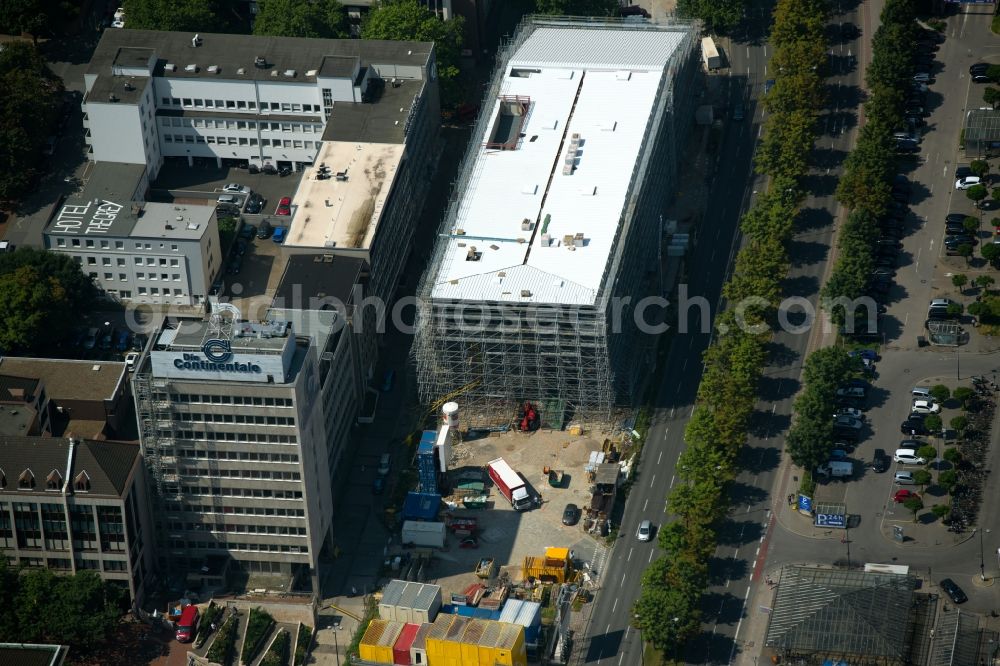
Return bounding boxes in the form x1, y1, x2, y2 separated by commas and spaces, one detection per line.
940, 578, 968, 604
946, 213, 971, 224
945, 234, 977, 246
970, 63, 989, 75
562, 503, 580, 526
973, 74, 991, 84
245, 198, 264, 214
945, 224, 968, 236
872, 448, 889, 473
876, 245, 898, 257
901, 418, 930, 436
256, 219, 273, 239
874, 255, 897, 269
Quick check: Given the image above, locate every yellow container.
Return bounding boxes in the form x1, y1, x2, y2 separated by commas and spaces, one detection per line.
358, 619, 402, 664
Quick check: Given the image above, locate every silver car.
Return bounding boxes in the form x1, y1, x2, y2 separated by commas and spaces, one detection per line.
636, 520, 653, 542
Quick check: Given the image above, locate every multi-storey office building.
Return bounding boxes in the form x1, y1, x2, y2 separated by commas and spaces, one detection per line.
39, 163, 221, 307
0, 436, 153, 603
133, 306, 356, 591
413, 17, 699, 424
83, 29, 438, 179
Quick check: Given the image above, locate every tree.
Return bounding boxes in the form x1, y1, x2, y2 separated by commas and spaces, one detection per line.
982, 242, 1000, 268
988, 64, 1000, 82
0, 248, 95, 354
952, 273, 968, 291
675, 0, 746, 32
967, 184, 988, 208
0, 41, 63, 202
931, 504, 951, 519
253, 0, 348, 38
992, 188, 1000, 205
923, 413, 943, 435
984, 87, 1000, 110
0, 0, 53, 43
964, 216, 979, 235
953, 386, 975, 408
943, 447, 962, 464
938, 470, 958, 493
121, 0, 221, 32
946, 302, 964, 318
362, 0, 465, 107
950, 415, 969, 434
970, 159, 990, 178
916, 445, 937, 463
902, 496, 924, 522
534, 0, 619, 16
913, 469, 932, 489
974, 275, 995, 292
957, 243, 974, 265
929, 384, 951, 403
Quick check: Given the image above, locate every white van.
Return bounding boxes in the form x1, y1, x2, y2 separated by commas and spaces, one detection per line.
217, 194, 238, 205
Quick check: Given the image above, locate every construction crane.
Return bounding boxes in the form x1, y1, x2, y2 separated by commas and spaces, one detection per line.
425, 380, 480, 419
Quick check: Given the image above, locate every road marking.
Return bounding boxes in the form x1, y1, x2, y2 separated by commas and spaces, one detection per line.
670, 406, 675, 418
621, 572, 626, 587
643, 498, 649, 511
682, 358, 689, 371
648, 549, 654, 563
612, 597, 619, 613
746, 47, 749, 59
915, 246, 921, 272
669, 475, 675, 488
657, 450, 663, 464
650, 474, 656, 486
627, 548, 633, 562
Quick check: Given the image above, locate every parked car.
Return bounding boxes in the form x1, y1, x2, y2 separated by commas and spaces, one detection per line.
764, 79, 776, 95
83, 327, 99, 350
900, 417, 929, 435
833, 415, 863, 430
124, 351, 139, 371
836, 407, 865, 420
894, 471, 915, 485
893, 489, 919, 503
99, 329, 114, 350
115, 330, 130, 352
894, 449, 926, 465
131, 334, 147, 352
562, 503, 580, 526
939, 578, 968, 604
272, 227, 287, 243
256, 220, 273, 239
222, 183, 250, 194
239, 223, 256, 240
276, 197, 291, 216
830, 449, 850, 461
969, 63, 989, 75
377, 453, 391, 476
973, 74, 991, 84
245, 196, 265, 214
872, 448, 889, 473
911, 399, 940, 414
636, 520, 653, 542
955, 176, 982, 190
836, 387, 866, 399
372, 476, 385, 494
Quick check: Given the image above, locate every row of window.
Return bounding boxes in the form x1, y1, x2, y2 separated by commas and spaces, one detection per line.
166, 522, 306, 536
168, 431, 298, 445
176, 413, 296, 426
165, 539, 308, 554
165, 504, 305, 518
12, 556, 119, 571
55, 236, 185, 252
177, 450, 299, 463
170, 394, 293, 407
163, 134, 318, 150
160, 117, 323, 133
177, 486, 303, 500
89, 276, 184, 297
160, 98, 322, 114
169, 468, 301, 482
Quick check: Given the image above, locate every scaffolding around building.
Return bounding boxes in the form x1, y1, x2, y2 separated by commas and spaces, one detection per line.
411, 15, 699, 427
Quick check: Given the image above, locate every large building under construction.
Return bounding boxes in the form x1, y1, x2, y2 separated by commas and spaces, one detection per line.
413, 16, 699, 424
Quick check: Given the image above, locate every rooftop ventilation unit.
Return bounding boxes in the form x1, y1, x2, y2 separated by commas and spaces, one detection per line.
520, 290, 532, 298
306, 69, 317, 77
271, 71, 279, 77
108, 94, 118, 103
165, 63, 177, 72
237, 67, 246, 75
207, 65, 219, 73
254, 56, 267, 68
191, 34, 201, 47
184, 64, 198, 73
284, 69, 296, 77
123, 81, 134, 91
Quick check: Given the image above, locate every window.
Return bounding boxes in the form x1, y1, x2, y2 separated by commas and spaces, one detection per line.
161, 97, 171, 105
85, 239, 94, 248
56, 238, 66, 247
103, 560, 127, 572
104, 273, 112, 280
136, 272, 144, 280
18, 470, 34, 489
171, 244, 178, 251
134, 257, 142, 265
119, 273, 127, 281
226, 100, 236, 109
196, 136, 205, 143
171, 98, 180, 106
138, 287, 147, 295
182, 98, 192, 106
100, 240, 109, 249
115, 241, 124, 250
45, 470, 61, 490
170, 259, 179, 267
72, 239, 80, 247
237, 100, 247, 109
206, 136, 215, 144
74, 471, 91, 491
102, 257, 111, 266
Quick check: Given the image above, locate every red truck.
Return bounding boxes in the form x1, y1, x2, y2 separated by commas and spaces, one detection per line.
487, 458, 532, 511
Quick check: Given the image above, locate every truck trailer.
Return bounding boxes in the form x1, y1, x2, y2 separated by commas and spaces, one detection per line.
487, 458, 533, 511
701, 36, 722, 70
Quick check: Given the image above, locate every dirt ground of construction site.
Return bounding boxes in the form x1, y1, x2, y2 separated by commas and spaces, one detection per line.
419, 425, 627, 600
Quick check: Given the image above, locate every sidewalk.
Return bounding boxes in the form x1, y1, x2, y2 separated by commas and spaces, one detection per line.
310, 594, 367, 666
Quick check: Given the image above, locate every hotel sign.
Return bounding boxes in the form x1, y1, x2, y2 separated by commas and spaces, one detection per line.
151, 344, 286, 383
52, 200, 124, 235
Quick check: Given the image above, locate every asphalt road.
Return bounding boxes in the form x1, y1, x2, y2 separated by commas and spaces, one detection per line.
577, 7, 775, 665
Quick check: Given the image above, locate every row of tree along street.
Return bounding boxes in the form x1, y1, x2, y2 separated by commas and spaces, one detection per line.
632, 0, 829, 659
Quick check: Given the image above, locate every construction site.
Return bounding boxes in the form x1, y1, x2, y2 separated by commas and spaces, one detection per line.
411, 15, 700, 428
362, 399, 637, 664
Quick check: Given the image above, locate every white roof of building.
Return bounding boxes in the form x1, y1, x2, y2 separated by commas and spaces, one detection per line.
429, 27, 685, 306
285, 140, 404, 250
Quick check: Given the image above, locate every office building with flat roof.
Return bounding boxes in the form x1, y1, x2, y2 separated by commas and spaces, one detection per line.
0, 436, 153, 603
413, 17, 699, 424
133, 301, 358, 591
41, 163, 221, 306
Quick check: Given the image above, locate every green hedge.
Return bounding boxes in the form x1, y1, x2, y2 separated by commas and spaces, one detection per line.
240, 607, 275, 666
195, 601, 222, 649
293, 625, 312, 666
261, 628, 290, 666
206, 612, 238, 666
